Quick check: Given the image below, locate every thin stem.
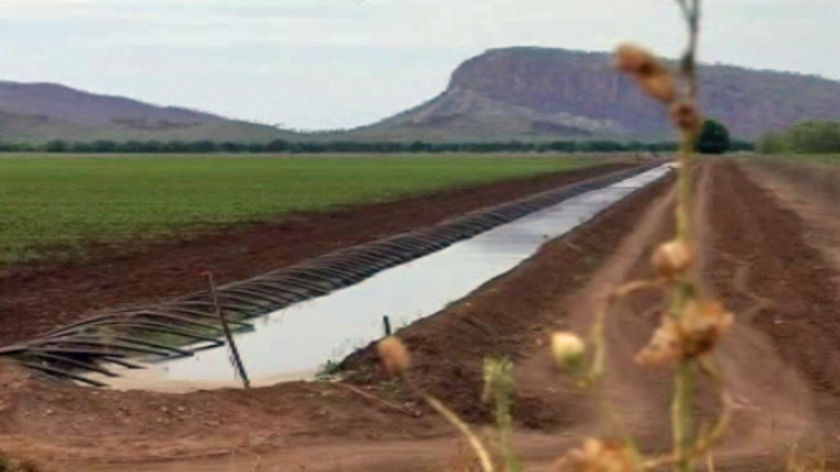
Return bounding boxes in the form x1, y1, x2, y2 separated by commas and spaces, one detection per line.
586, 280, 662, 385
670, 107, 698, 472
672, 359, 694, 472
484, 358, 520, 472
403, 374, 495, 472
646, 389, 733, 469
706, 451, 716, 472
422, 393, 496, 472
671, 1, 701, 469
684, 2, 701, 98
494, 391, 521, 472
676, 132, 696, 245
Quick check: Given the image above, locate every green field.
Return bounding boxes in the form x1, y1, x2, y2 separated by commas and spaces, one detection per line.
0, 153, 598, 266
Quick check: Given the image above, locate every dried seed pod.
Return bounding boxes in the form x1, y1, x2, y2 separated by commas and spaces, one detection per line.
670, 100, 701, 133
614, 43, 661, 75
637, 300, 735, 366
551, 331, 586, 371
376, 336, 411, 376
636, 316, 682, 366
681, 300, 734, 357
551, 437, 634, 471
636, 72, 677, 104
651, 239, 694, 279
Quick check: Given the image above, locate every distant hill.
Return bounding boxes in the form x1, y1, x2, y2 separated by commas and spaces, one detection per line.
0, 81, 296, 144
344, 47, 840, 141
5, 48, 840, 145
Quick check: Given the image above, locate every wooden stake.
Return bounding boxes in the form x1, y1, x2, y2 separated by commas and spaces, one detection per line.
382, 315, 392, 337
206, 272, 250, 389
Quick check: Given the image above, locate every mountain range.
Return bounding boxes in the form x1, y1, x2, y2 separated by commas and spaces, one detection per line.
0, 81, 294, 144
3, 47, 840, 144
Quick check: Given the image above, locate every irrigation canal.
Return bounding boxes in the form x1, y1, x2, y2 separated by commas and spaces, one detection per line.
0, 163, 671, 391
97, 164, 671, 390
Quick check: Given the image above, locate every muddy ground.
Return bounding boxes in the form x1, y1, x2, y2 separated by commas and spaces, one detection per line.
1, 158, 839, 471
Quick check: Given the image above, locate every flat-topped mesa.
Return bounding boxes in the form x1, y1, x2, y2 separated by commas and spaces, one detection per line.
369, 47, 840, 141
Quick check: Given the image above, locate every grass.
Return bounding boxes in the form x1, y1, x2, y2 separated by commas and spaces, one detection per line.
0, 153, 597, 266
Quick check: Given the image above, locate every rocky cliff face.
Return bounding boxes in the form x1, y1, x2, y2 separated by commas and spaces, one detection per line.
365, 47, 840, 141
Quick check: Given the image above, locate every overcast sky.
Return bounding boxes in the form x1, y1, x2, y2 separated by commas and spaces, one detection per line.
0, 0, 837, 130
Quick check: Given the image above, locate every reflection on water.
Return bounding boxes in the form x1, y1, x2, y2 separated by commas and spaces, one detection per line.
97, 165, 670, 391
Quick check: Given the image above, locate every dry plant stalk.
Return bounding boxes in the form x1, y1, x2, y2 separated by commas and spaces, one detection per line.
376, 336, 497, 472
483, 358, 521, 472
553, 1, 735, 470
372, 2, 737, 471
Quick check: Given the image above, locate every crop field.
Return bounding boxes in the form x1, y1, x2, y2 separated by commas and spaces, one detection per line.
0, 153, 596, 265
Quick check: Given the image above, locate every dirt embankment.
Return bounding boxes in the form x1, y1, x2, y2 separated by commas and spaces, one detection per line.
0, 162, 632, 345
2, 159, 840, 471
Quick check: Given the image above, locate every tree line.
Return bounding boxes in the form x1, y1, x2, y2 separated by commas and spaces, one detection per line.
758, 121, 840, 154
0, 138, 753, 154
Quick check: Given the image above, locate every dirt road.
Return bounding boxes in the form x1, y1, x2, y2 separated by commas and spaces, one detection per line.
1, 158, 838, 471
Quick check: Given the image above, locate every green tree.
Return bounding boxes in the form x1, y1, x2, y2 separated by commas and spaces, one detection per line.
757, 121, 840, 154
92, 140, 118, 153
266, 139, 289, 152
695, 119, 731, 154
44, 140, 67, 152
